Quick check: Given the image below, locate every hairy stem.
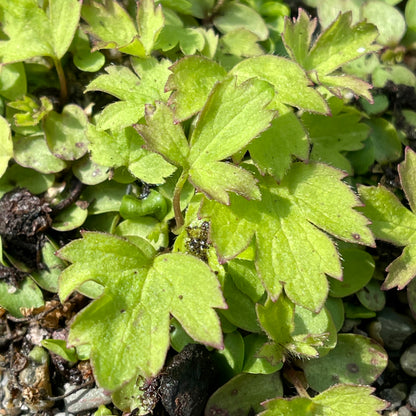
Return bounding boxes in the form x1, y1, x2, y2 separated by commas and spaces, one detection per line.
173, 170, 189, 232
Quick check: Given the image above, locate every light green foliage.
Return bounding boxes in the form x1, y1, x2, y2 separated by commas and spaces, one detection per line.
214, 2, 269, 41
283, 10, 380, 100
8, 96, 53, 127
361, 1, 406, 46
0, 277, 44, 317
82, 0, 163, 56
301, 334, 388, 392
0, 0, 81, 62
0, 0, 411, 410
138, 77, 275, 204
406, 0, 416, 30
57, 232, 226, 389
260, 384, 386, 416
201, 163, 374, 311
0, 116, 12, 178
358, 147, 416, 289
0, 63, 27, 100
85, 58, 171, 130
230, 55, 329, 113
41, 339, 78, 363
166, 56, 227, 121
44, 104, 88, 161
13, 133, 68, 174
87, 125, 176, 184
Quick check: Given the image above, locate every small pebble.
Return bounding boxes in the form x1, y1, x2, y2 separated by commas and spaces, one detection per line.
376, 308, 416, 351
379, 383, 407, 410
400, 344, 416, 377
64, 383, 112, 413
408, 383, 416, 408
398, 406, 413, 416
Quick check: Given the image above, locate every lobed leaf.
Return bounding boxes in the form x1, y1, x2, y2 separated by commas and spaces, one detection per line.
283, 10, 380, 100
358, 148, 416, 289
260, 384, 386, 416
229, 55, 329, 114
165, 56, 227, 121
87, 125, 176, 184
188, 77, 274, 204
58, 232, 225, 389
85, 59, 171, 130
201, 163, 374, 311
0, 0, 80, 62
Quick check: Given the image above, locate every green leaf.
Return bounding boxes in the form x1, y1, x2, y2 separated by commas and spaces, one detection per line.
205, 372, 283, 416
229, 55, 329, 113
0, 277, 44, 318
329, 247, 375, 297
0, 62, 27, 100
52, 202, 89, 231
85, 58, 171, 130
13, 133, 68, 174
88, 125, 175, 184
165, 56, 227, 121
155, 25, 205, 54
406, 0, 416, 31
187, 77, 274, 204
213, 331, 245, 378
82, 0, 163, 56
357, 280, 386, 312
8, 95, 53, 127
283, 10, 380, 100
136, 102, 189, 167
58, 232, 226, 389
136, 0, 164, 55
41, 339, 78, 363
81, 0, 141, 54
44, 104, 88, 161
219, 29, 263, 58
0, 164, 54, 196
71, 28, 105, 72
301, 334, 388, 392
213, 2, 268, 41
249, 107, 309, 181
31, 238, 66, 292
301, 98, 369, 173
0, 116, 12, 178
358, 148, 416, 289
201, 163, 374, 311
49, 0, 82, 59
260, 384, 386, 416
0, 0, 80, 62
361, 0, 406, 46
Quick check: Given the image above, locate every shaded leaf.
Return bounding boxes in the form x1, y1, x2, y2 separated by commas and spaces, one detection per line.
301, 334, 388, 392
358, 149, 416, 289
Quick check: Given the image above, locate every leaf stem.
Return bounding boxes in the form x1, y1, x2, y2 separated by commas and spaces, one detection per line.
284, 365, 310, 399
54, 58, 68, 105
172, 169, 189, 232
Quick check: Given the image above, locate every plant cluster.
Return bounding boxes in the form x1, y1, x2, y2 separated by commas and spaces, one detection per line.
0, 0, 416, 414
